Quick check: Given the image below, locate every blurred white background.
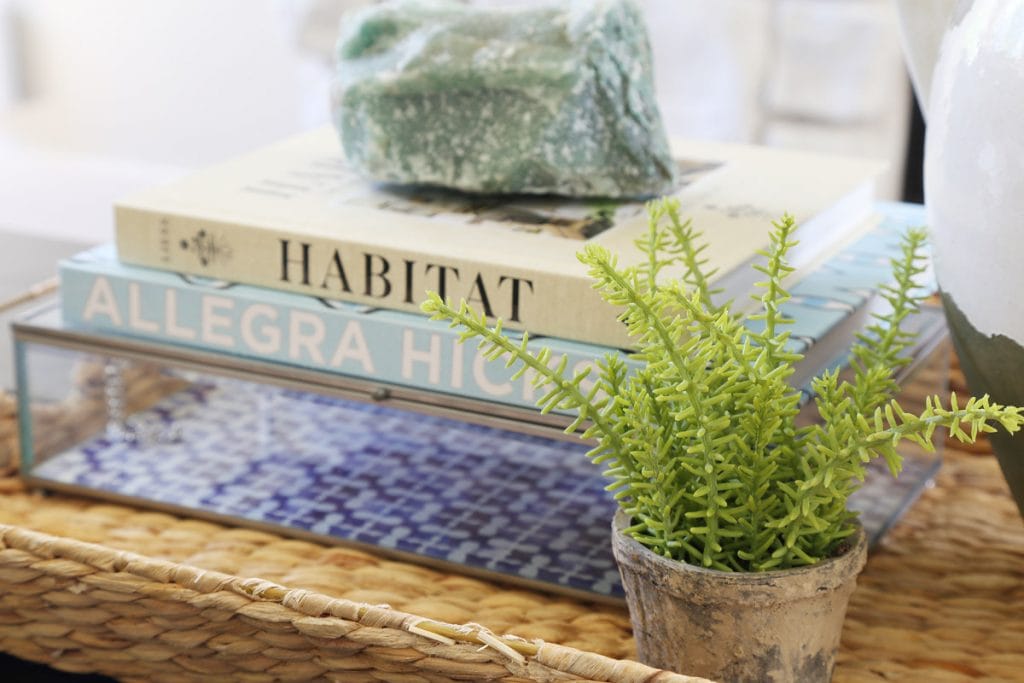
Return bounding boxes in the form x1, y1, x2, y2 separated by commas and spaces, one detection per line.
0, 0, 911, 246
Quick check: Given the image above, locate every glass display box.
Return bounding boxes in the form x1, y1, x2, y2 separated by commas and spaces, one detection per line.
13, 302, 950, 602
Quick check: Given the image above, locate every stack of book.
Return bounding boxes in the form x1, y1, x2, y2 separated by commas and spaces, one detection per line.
12, 128, 947, 602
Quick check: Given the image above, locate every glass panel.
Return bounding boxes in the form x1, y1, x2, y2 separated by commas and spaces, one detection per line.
15, 318, 948, 600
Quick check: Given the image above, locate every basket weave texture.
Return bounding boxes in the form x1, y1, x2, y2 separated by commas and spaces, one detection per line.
1, 362, 1023, 682
0, 392, 705, 683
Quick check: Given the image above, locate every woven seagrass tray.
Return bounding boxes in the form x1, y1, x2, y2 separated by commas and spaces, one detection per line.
1, 360, 1023, 682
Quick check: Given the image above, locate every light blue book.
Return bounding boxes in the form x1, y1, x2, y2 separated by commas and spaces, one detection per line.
60, 246, 631, 414
58, 202, 931, 414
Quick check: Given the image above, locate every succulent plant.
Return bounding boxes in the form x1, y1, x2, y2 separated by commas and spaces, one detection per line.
422, 199, 1023, 571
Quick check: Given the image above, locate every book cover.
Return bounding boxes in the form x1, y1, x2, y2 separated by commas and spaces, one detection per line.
114, 126, 882, 348
63, 205, 923, 419
61, 245, 620, 415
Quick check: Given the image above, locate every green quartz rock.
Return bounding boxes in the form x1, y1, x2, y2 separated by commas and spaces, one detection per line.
332, 0, 677, 199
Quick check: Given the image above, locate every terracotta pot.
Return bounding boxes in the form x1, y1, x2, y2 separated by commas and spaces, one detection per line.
611, 510, 867, 683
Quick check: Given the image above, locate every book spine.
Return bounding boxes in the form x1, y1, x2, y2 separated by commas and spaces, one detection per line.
59, 262, 621, 413
115, 206, 632, 348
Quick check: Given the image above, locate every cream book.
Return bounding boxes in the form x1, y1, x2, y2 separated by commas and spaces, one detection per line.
115, 127, 882, 348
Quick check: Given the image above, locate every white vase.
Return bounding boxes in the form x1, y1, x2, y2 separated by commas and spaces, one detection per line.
906, 0, 1024, 515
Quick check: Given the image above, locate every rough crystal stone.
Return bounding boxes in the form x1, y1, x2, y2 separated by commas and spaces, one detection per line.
332, 0, 677, 199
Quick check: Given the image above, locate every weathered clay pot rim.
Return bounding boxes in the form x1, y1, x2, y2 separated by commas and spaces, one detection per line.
612, 508, 867, 595
612, 508, 866, 678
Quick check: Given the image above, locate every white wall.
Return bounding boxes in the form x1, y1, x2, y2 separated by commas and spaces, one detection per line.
8, 0, 328, 166
0, 0, 333, 242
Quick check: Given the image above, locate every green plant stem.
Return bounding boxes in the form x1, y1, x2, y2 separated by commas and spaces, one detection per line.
662, 201, 717, 309
848, 228, 929, 415
583, 257, 732, 566
422, 295, 630, 463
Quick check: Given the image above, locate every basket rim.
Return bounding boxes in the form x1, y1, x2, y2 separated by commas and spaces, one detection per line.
0, 522, 711, 683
